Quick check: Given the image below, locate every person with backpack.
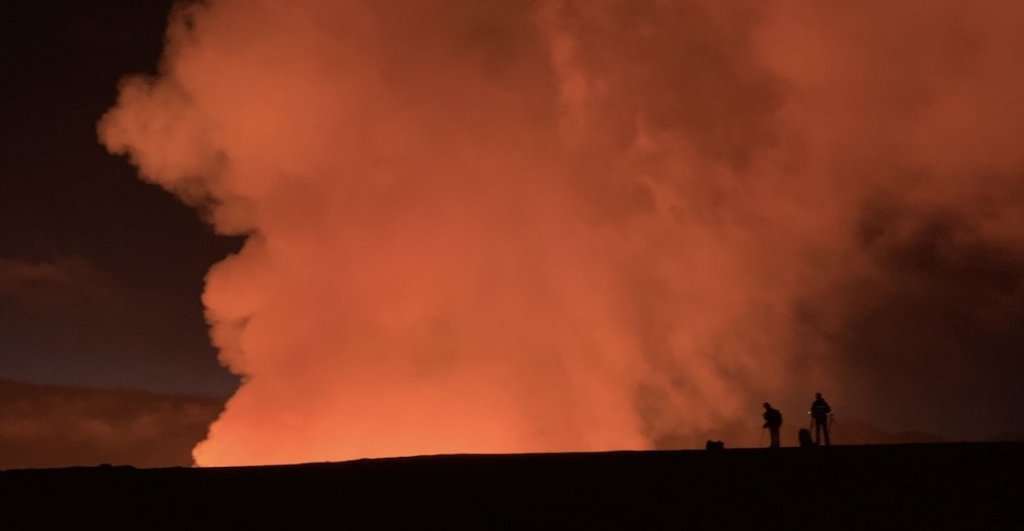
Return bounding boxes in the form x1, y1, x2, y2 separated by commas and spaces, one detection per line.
809, 392, 832, 446
762, 402, 783, 448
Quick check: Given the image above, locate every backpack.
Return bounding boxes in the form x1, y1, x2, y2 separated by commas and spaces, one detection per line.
798, 428, 814, 447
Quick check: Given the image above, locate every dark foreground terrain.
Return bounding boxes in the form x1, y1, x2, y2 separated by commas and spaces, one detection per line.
2, 443, 1021, 528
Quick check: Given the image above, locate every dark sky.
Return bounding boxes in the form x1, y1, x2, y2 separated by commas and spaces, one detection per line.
0, 1, 240, 397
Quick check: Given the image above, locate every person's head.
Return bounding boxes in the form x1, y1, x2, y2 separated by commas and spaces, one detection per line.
763, 402, 771, 410
815, 392, 822, 399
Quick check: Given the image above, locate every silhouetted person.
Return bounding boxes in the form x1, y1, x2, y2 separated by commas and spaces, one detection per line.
762, 402, 782, 448
810, 392, 832, 446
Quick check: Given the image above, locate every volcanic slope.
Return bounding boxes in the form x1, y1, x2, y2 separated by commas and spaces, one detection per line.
1, 442, 1021, 528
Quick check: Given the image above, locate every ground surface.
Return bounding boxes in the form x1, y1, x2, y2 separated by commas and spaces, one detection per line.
1, 442, 1021, 528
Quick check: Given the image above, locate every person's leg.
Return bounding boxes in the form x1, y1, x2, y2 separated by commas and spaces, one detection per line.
814, 421, 821, 445
771, 428, 779, 448
823, 422, 831, 446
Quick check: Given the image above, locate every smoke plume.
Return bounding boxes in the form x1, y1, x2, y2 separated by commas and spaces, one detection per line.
100, 0, 1024, 465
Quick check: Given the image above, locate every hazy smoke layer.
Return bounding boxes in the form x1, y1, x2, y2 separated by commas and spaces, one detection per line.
0, 381, 220, 469
100, 0, 1024, 465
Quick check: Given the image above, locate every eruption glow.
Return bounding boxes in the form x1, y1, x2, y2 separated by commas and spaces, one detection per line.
100, 0, 1024, 466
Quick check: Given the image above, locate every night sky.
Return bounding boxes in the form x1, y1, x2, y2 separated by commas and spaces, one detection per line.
1, 1, 239, 397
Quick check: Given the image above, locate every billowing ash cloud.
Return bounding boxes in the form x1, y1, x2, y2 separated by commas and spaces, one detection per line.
100, 0, 1024, 465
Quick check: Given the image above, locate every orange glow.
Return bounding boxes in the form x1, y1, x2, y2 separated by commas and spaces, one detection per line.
99, 0, 1024, 466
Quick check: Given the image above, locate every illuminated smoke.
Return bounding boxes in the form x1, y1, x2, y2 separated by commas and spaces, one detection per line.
100, 0, 1024, 465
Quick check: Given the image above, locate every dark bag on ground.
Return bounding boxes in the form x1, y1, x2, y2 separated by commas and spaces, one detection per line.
798, 428, 814, 448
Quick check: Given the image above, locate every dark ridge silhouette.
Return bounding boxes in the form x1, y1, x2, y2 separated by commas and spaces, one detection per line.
0, 380, 222, 468
1, 443, 1021, 527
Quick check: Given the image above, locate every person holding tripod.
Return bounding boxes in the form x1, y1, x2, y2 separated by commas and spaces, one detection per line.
809, 392, 832, 446
762, 402, 783, 448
